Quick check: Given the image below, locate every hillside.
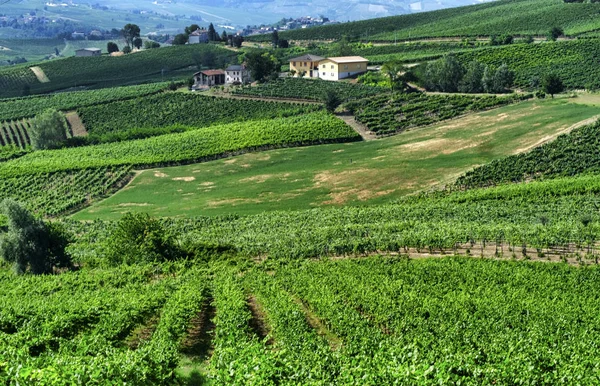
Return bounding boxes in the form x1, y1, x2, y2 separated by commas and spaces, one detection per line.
0, 44, 235, 98
252, 0, 600, 41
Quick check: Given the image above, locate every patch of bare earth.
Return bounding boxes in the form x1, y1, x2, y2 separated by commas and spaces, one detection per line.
30, 66, 50, 83
314, 169, 397, 205
247, 296, 273, 345
65, 112, 87, 137
515, 115, 600, 154
153, 171, 168, 178
180, 297, 216, 359
172, 176, 196, 182
207, 197, 262, 208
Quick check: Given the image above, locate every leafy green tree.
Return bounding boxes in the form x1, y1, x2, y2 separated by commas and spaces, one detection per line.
425, 54, 464, 92
122, 45, 132, 54
0, 199, 71, 275
143, 40, 160, 49
30, 109, 68, 150
333, 35, 354, 57
482, 65, 496, 93
107, 41, 119, 53
246, 51, 280, 82
133, 37, 143, 50
272, 30, 280, 48
121, 23, 141, 49
548, 26, 564, 41
492, 64, 515, 93
459, 60, 485, 93
172, 34, 188, 45
323, 90, 342, 113
542, 73, 564, 98
381, 60, 414, 91
221, 30, 228, 41
184, 24, 201, 35
104, 212, 178, 265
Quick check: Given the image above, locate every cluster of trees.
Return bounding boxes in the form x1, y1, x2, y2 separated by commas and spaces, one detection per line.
271, 31, 290, 49
425, 55, 515, 94
30, 109, 69, 150
245, 51, 281, 82
173, 23, 220, 45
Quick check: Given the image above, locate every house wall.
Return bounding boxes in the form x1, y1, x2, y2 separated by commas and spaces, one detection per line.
319, 60, 368, 81
290, 60, 320, 78
226, 70, 250, 84
189, 34, 208, 44
76, 50, 101, 57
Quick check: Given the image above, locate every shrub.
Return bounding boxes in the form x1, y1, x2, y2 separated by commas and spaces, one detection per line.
30, 108, 68, 150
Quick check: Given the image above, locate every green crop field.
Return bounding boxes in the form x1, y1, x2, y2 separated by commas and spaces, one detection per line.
251, 0, 600, 42
0, 44, 236, 98
74, 96, 600, 219
0, 39, 65, 64
78, 93, 322, 143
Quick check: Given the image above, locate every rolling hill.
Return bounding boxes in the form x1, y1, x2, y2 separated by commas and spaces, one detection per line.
250, 0, 600, 41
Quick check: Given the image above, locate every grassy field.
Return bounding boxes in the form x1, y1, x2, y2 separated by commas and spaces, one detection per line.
0, 39, 65, 64
74, 96, 600, 220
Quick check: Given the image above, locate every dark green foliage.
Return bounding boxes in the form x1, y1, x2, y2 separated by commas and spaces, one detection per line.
107, 42, 119, 53
542, 73, 564, 97
104, 212, 178, 265
456, 120, 600, 188
121, 24, 141, 49
173, 33, 188, 45
30, 109, 68, 150
548, 26, 565, 41
133, 38, 143, 50
0, 199, 71, 274
324, 90, 342, 113
425, 54, 465, 92
459, 60, 485, 93
122, 45, 132, 54
246, 51, 280, 82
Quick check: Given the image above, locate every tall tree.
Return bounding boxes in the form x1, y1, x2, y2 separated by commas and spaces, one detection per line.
492, 64, 514, 93
185, 24, 201, 35
381, 60, 411, 91
121, 23, 141, 49
246, 51, 280, 82
133, 37, 143, 50
221, 30, 228, 42
30, 109, 68, 150
208, 23, 218, 41
542, 73, 564, 98
460, 60, 485, 93
425, 54, 465, 92
272, 30, 279, 48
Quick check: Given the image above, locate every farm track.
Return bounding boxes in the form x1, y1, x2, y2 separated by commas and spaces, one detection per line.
335, 113, 377, 141
209, 91, 322, 105
329, 242, 600, 267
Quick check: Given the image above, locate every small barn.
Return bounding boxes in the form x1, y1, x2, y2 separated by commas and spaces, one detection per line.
75, 48, 102, 57
193, 69, 226, 89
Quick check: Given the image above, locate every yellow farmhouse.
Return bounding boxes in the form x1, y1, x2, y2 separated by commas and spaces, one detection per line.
319, 56, 369, 81
288, 54, 325, 78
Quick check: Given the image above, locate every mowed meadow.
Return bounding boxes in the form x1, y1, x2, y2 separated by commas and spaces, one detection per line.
75, 97, 600, 218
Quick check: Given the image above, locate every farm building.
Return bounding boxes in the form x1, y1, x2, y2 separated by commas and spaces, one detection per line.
318, 56, 369, 81
193, 69, 225, 89
225, 65, 251, 84
189, 29, 209, 44
288, 54, 325, 78
75, 48, 102, 57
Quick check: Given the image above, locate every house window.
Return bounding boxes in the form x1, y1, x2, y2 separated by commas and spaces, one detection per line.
322, 72, 325, 76
331, 65, 334, 69
331, 73, 334, 76
293, 62, 296, 66
304, 62, 307, 66
322, 64, 326, 68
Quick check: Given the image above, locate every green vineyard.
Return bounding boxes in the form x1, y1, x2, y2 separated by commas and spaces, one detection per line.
0, 166, 132, 216
232, 78, 386, 101
78, 93, 322, 143
0, 119, 32, 149
0, 83, 169, 122
347, 92, 530, 135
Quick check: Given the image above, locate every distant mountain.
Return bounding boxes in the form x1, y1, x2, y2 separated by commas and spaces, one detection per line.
183, 0, 495, 23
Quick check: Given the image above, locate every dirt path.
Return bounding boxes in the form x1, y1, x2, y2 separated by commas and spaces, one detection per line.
516, 114, 600, 153
335, 113, 377, 141
65, 111, 88, 137
209, 91, 321, 105
30, 66, 50, 83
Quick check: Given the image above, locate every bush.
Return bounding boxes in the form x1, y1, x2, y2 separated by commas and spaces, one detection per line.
30, 108, 68, 150
104, 212, 179, 265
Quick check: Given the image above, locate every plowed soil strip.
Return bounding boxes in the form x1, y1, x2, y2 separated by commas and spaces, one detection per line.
247, 295, 273, 345
180, 297, 215, 359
